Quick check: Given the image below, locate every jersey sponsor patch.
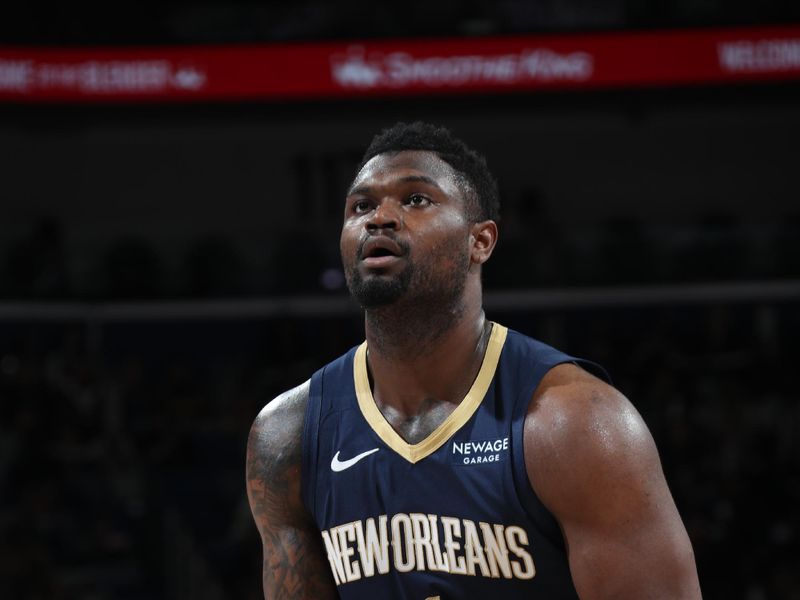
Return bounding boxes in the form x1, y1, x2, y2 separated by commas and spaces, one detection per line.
450, 437, 509, 465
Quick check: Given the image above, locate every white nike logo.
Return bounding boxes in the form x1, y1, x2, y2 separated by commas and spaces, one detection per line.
330, 448, 380, 472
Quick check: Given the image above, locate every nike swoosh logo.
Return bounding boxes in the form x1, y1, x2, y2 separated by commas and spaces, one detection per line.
331, 448, 380, 472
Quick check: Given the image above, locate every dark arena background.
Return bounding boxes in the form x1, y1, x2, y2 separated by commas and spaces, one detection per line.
1, 3, 799, 599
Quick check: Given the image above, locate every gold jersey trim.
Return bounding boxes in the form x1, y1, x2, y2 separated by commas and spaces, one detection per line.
353, 323, 508, 464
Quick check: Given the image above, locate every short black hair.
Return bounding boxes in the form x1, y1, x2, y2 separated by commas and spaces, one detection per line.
356, 121, 500, 223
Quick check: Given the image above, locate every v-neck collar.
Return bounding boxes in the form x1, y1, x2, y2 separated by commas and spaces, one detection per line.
352, 323, 508, 464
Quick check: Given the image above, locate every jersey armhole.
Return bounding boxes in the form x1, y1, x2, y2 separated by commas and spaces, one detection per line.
572, 358, 612, 386
510, 356, 611, 550
301, 367, 324, 517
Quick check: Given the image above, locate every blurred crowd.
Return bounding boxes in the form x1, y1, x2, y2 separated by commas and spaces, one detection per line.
0, 299, 797, 599
3, 212, 800, 301
0, 316, 349, 599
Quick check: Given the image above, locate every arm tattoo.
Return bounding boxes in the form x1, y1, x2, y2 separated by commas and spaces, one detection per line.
247, 389, 338, 600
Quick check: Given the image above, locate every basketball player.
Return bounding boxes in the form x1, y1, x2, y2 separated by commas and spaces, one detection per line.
246, 122, 702, 599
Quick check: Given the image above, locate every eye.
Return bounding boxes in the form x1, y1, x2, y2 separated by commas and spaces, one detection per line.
352, 199, 372, 213
406, 194, 431, 207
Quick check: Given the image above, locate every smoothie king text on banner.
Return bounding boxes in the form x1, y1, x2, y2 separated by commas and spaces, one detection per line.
1, 25, 799, 102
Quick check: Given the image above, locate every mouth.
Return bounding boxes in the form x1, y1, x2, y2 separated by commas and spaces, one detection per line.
366, 247, 395, 258
359, 237, 405, 268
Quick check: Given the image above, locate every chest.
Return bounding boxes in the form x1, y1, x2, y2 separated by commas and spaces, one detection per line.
315, 400, 516, 523
318, 407, 533, 579
376, 399, 456, 445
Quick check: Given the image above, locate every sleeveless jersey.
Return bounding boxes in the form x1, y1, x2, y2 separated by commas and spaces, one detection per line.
302, 323, 607, 600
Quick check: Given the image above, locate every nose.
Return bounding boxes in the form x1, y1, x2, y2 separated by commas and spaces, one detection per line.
366, 199, 401, 232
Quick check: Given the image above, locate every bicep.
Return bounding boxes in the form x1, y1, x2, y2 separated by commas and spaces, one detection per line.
560, 438, 699, 599
526, 375, 701, 600
246, 389, 338, 600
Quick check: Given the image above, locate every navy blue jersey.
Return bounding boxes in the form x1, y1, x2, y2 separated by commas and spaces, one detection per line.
302, 323, 607, 600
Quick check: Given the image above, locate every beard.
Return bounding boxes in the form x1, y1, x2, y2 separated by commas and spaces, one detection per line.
345, 234, 470, 310
346, 263, 413, 308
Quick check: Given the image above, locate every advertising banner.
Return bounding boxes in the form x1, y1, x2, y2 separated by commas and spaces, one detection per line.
1, 26, 798, 102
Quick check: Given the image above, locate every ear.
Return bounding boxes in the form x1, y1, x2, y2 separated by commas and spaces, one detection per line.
470, 220, 498, 266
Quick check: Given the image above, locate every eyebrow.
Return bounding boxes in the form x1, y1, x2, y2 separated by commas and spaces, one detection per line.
347, 174, 442, 196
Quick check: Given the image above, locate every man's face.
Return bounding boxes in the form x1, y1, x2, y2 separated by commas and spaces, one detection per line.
340, 150, 474, 309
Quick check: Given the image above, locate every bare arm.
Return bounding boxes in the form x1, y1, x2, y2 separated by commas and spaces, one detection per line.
246, 381, 338, 600
525, 364, 702, 600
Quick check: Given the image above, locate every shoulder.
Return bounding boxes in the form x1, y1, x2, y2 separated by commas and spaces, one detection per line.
524, 363, 660, 517
246, 380, 311, 533
522, 362, 702, 598
246, 381, 342, 598
248, 379, 310, 453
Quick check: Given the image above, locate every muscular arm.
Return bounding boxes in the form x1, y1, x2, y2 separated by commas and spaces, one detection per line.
246, 381, 338, 600
525, 364, 702, 600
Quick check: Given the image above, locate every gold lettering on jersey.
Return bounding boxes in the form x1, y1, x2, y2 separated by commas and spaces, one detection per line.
354, 516, 390, 577
426, 514, 450, 571
441, 516, 467, 575
506, 526, 536, 579
463, 519, 491, 576
320, 514, 536, 586
321, 529, 346, 584
479, 521, 512, 579
339, 522, 360, 582
410, 513, 435, 571
391, 513, 415, 572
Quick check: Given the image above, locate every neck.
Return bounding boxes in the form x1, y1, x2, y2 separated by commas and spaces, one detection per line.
363, 281, 491, 413
364, 273, 485, 359
365, 297, 468, 360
